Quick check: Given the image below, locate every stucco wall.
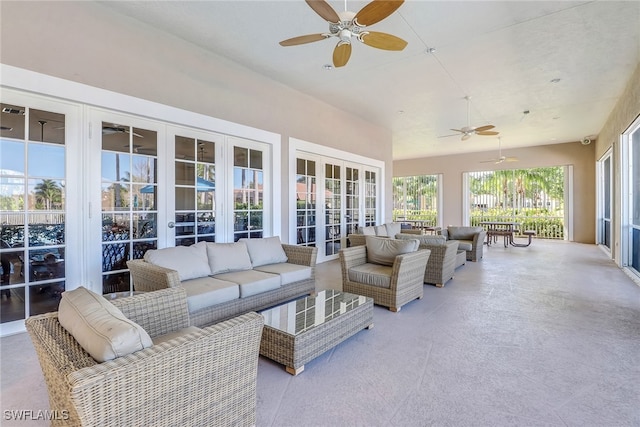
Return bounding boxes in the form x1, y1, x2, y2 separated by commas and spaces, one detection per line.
0, 1, 394, 240
394, 141, 596, 243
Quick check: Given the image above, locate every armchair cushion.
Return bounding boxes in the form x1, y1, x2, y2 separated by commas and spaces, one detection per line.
447, 226, 484, 241
240, 236, 288, 267
348, 263, 393, 288
58, 286, 153, 362
144, 242, 211, 281
365, 235, 419, 266
206, 241, 252, 275
361, 226, 377, 235
374, 225, 388, 236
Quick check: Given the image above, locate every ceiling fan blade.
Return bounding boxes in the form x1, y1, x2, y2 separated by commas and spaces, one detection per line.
480, 158, 499, 163
280, 33, 328, 46
360, 31, 407, 51
505, 157, 519, 162
437, 133, 459, 138
305, 0, 340, 23
333, 42, 352, 67
449, 129, 464, 133
128, 130, 144, 138
477, 131, 500, 136
474, 124, 495, 132
354, 0, 405, 27
461, 133, 472, 141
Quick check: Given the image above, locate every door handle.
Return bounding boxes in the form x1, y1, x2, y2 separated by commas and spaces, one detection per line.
168, 222, 175, 229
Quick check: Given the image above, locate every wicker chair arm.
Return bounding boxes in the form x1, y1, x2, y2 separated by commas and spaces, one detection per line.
473, 230, 487, 245
127, 259, 181, 292
111, 287, 190, 337
389, 249, 431, 291
282, 244, 317, 269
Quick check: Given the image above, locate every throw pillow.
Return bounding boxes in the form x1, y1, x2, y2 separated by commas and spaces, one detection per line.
365, 235, 419, 266
144, 242, 211, 281
58, 286, 152, 362
361, 226, 376, 235
207, 242, 253, 275
239, 236, 288, 267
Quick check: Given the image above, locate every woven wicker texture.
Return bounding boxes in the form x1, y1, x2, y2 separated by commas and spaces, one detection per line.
339, 246, 429, 312
128, 244, 318, 327
260, 294, 374, 371
419, 240, 459, 287
25, 287, 264, 427
439, 228, 486, 261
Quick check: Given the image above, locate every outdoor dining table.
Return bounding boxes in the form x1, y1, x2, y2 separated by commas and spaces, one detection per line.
480, 221, 520, 247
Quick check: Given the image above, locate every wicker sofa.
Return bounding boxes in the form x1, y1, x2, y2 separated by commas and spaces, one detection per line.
439, 226, 487, 262
396, 233, 459, 287
25, 287, 264, 427
339, 236, 430, 312
127, 237, 317, 327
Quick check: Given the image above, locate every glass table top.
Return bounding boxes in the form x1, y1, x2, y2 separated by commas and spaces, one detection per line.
259, 290, 369, 335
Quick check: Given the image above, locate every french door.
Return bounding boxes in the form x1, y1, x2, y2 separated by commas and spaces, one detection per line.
295, 153, 379, 263
0, 92, 81, 335
597, 150, 612, 251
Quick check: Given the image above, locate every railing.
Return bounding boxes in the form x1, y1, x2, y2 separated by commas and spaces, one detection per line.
392, 210, 437, 227
471, 214, 564, 239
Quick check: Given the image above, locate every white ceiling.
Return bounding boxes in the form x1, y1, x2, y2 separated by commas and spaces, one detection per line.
99, 1, 640, 160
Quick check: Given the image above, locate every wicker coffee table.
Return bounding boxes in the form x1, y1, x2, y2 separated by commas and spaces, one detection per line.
259, 289, 374, 375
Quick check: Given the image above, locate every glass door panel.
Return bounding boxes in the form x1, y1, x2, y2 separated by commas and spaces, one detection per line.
174, 135, 217, 246
296, 158, 316, 246
233, 146, 264, 241
1, 104, 67, 324
101, 122, 158, 293
364, 170, 377, 227
345, 167, 360, 236
325, 163, 342, 256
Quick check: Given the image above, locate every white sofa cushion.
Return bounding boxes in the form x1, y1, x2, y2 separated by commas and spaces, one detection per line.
214, 270, 281, 298
385, 222, 402, 238
144, 242, 211, 281
254, 263, 312, 285
181, 276, 240, 312
374, 225, 388, 236
239, 236, 288, 268
365, 235, 419, 266
58, 286, 153, 362
206, 242, 253, 275
361, 226, 376, 235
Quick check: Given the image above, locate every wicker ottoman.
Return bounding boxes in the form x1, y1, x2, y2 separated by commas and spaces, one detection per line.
259, 290, 374, 375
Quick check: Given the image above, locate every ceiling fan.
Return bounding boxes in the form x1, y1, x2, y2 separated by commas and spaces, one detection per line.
438, 96, 499, 141
102, 124, 143, 138
480, 137, 518, 164
279, 0, 408, 68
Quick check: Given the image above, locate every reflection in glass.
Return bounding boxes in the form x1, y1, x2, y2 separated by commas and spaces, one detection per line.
234, 147, 248, 167
175, 162, 196, 186
1, 139, 25, 174
197, 213, 215, 234
250, 211, 263, 231
132, 155, 156, 184
250, 150, 262, 169
176, 237, 196, 247
133, 213, 156, 239
29, 109, 65, 145
102, 272, 130, 294
28, 214, 65, 246
102, 213, 130, 242
176, 224, 195, 236
29, 281, 63, 315
0, 287, 25, 323
0, 177, 25, 211
176, 187, 195, 210
176, 136, 196, 161
198, 140, 215, 163
234, 212, 248, 231
0, 215, 25, 247
28, 144, 65, 178
101, 183, 130, 211
29, 248, 65, 282
0, 249, 24, 285
101, 152, 131, 182
132, 185, 156, 211
133, 240, 156, 260
102, 242, 129, 272
28, 179, 65, 211
0, 104, 26, 140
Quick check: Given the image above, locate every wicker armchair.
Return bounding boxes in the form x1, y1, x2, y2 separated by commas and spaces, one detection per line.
25, 287, 264, 427
439, 226, 486, 262
339, 242, 430, 312
396, 233, 459, 287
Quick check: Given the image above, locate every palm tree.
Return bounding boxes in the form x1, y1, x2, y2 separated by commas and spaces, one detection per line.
34, 179, 62, 210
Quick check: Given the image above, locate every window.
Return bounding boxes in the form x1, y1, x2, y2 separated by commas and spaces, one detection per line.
392, 175, 439, 226
233, 146, 264, 241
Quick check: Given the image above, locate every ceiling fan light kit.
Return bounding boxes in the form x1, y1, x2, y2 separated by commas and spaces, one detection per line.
280, 0, 408, 67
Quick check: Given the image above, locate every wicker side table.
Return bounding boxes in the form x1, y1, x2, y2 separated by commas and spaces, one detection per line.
259, 290, 373, 375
